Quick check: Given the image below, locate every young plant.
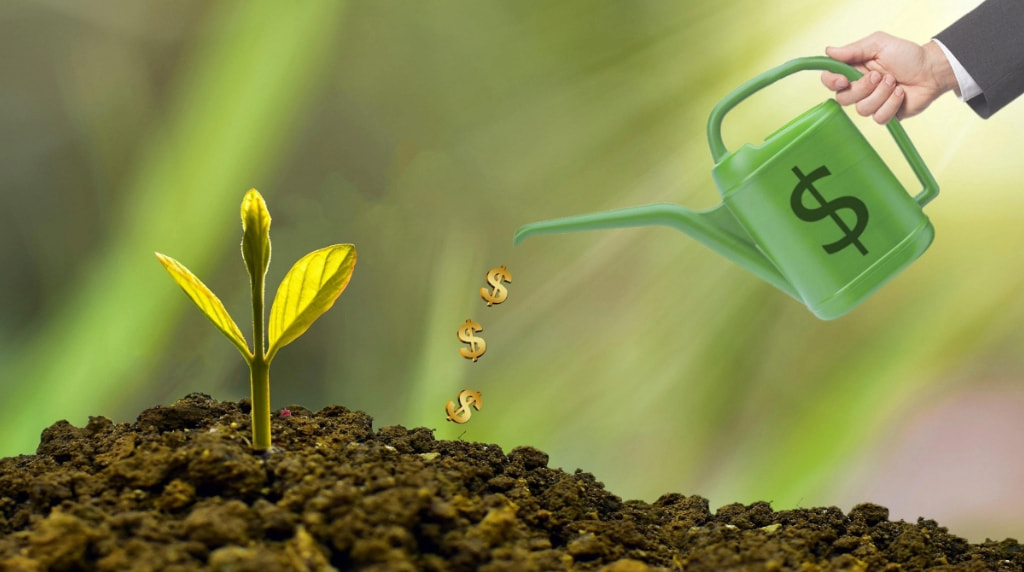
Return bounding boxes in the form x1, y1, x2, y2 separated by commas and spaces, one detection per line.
156, 188, 356, 450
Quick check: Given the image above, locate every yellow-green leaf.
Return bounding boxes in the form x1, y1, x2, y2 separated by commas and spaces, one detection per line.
240, 188, 271, 285
155, 252, 252, 361
267, 244, 356, 361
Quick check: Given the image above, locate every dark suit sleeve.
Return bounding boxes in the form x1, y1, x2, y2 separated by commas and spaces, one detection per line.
934, 0, 1024, 118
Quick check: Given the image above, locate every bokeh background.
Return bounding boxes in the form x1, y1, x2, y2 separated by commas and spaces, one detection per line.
3, 0, 1022, 543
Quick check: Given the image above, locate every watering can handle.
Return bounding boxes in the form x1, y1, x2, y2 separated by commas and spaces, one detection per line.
706, 56, 939, 207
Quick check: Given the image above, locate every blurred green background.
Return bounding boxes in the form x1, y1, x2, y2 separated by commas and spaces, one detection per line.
3, 0, 1022, 543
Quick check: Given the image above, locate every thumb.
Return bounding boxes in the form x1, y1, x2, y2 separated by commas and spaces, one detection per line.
826, 37, 879, 65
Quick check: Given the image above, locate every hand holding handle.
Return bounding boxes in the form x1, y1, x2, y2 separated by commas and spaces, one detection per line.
706, 56, 938, 207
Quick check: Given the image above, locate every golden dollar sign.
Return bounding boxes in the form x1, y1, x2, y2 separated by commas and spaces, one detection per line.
445, 389, 483, 423
457, 318, 486, 362
480, 265, 512, 306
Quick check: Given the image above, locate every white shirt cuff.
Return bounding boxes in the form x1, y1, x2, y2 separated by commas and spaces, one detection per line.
932, 38, 982, 102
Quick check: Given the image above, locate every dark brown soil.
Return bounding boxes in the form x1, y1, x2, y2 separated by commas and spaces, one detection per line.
1, 394, 1020, 571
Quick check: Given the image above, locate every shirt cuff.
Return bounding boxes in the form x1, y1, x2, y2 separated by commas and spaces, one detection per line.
932, 38, 982, 101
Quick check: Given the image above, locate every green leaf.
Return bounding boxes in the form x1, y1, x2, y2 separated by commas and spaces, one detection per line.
240, 188, 272, 285
155, 252, 252, 361
267, 244, 356, 362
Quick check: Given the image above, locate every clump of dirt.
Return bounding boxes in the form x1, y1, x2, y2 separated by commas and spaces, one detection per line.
0, 394, 1020, 571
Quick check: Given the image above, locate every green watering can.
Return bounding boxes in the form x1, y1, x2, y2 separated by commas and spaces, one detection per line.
513, 57, 939, 320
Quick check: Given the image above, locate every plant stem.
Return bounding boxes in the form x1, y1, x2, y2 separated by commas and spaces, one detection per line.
250, 249, 270, 450
250, 355, 271, 449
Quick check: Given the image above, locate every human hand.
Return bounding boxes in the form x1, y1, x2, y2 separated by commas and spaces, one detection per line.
821, 32, 958, 123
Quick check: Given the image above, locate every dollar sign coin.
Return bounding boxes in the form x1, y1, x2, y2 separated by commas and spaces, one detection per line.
457, 318, 486, 362
790, 165, 869, 255
445, 389, 483, 423
480, 265, 512, 306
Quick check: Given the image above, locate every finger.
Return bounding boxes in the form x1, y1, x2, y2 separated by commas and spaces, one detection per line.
821, 71, 849, 91
855, 74, 897, 117
836, 71, 883, 106
875, 86, 905, 123
825, 33, 885, 64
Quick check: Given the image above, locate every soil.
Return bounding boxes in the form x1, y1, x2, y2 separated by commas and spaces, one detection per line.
0, 394, 1020, 571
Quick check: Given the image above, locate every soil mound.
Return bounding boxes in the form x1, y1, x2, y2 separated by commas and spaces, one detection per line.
1, 393, 1020, 571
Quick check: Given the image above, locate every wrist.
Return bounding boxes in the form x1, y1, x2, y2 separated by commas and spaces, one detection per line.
923, 40, 959, 96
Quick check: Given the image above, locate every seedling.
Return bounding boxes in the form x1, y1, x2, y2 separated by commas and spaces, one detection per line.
156, 189, 356, 450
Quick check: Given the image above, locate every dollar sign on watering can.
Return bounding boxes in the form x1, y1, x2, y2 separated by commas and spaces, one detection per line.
512, 57, 939, 320
789, 165, 869, 255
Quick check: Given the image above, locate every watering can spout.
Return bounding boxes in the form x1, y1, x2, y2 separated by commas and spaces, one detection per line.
513, 203, 800, 300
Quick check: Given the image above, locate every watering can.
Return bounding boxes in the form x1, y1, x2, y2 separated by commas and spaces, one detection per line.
513, 57, 939, 320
